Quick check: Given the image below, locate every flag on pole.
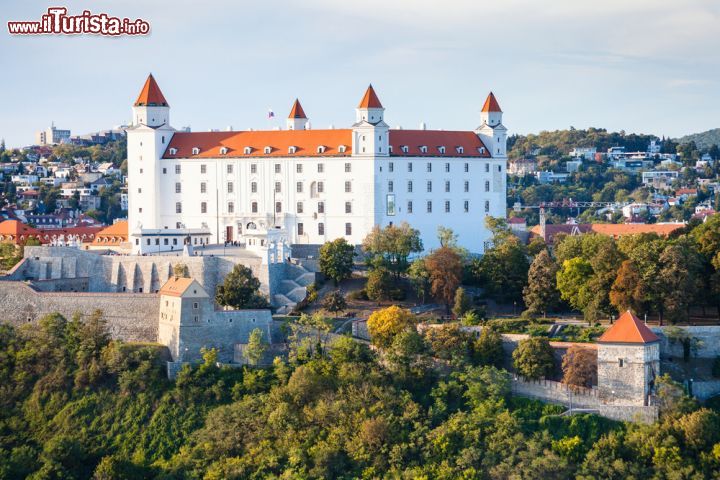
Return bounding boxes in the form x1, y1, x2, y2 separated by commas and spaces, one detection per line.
268, 108, 275, 119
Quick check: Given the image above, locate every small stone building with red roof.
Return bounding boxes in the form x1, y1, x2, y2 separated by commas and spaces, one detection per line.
597, 311, 660, 406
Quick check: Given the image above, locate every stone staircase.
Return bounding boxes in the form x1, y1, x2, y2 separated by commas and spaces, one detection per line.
273, 262, 317, 314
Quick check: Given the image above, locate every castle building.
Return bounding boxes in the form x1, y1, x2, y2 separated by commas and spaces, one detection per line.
597, 310, 660, 406
127, 74, 508, 254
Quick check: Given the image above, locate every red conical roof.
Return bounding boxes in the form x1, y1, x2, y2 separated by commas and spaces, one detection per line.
288, 99, 307, 119
134, 74, 169, 107
598, 311, 659, 344
481, 92, 502, 113
358, 84, 383, 109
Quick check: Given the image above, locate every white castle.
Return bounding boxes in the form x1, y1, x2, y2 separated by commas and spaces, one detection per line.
127, 75, 507, 254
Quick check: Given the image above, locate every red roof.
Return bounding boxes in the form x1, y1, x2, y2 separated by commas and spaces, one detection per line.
92, 221, 128, 245
288, 99, 307, 119
675, 188, 697, 196
598, 311, 659, 344
0, 220, 40, 237
508, 217, 527, 224
163, 129, 492, 159
159, 277, 196, 297
134, 74, 169, 107
358, 84, 383, 109
481, 92, 502, 113
529, 223, 684, 244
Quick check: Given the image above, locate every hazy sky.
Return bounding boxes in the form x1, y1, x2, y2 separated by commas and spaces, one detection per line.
1, 0, 719, 147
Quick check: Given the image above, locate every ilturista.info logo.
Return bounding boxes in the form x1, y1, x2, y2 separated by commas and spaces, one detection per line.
7, 7, 150, 36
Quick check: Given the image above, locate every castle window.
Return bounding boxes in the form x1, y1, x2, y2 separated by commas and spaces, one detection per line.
498, 165, 502, 172
445, 181, 450, 193
407, 201, 413, 214
445, 163, 450, 173
265, 146, 272, 155
344, 181, 352, 193
176, 202, 182, 213
420, 145, 428, 154
479, 147, 486, 154
317, 146, 326, 154
220, 147, 228, 155
345, 163, 351, 173
227, 182, 234, 193
175, 165, 181, 174
389, 162, 394, 172
388, 145, 393, 153
485, 180, 490, 192
193, 302, 199, 309
485, 163, 490, 173
274, 163, 281, 173
251, 202, 258, 213
244, 147, 252, 155
345, 223, 352, 235
408, 162, 413, 172
298, 223, 304, 235
201, 164, 207, 174
401, 145, 409, 154
162, 168, 166, 174
345, 202, 352, 214
251, 182, 257, 193
289, 146, 297, 154
427, 201, 432, 213
275, 202, 282, 213
339, 145, 347, 153
318, 201, 325, 214
464, 162, 469, 172
484, 200, 490, 213
227, 164, 233, 174
251, 163, 257, 173
407, 181, 413, 193
164, 239, 169, 245
201, 202, 207, 214
618, 358, 624, 367
192, 147, 200, 155
275, 182, 281, 193
194, 316, 199, 323
464, 200, 469, 213
388, 181, 394, 193
297, 181, 303, 193
456, 146, 464, 154
200, 182, 206, 193
427, 181, 432, 193
169, 148, 177, 155
297, 202, 304, 214
439, 146, 446, 154
426, 162, 432, 172
464, 180, 469, 192
175, 182, 181, 193
318, 222, 325, 235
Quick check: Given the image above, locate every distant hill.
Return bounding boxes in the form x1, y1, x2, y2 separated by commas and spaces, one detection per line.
677, 128, 720, 150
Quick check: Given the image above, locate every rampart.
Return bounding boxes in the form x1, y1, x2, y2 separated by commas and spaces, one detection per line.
0, 280, 159, 342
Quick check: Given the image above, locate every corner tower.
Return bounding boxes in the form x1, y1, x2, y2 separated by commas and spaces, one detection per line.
127, 74, 175, 252
597, 311, 660, 406
476, 92, 507, 158
353, 84, 389, 156
286, 99, 308, 130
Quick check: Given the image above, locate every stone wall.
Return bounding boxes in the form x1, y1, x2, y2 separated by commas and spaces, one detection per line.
691, 380, 720, 401
0, 280, 159, 342
651, 326, 720, 359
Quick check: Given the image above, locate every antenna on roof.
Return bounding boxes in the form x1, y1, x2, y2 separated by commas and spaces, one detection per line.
420, 122, 427, 130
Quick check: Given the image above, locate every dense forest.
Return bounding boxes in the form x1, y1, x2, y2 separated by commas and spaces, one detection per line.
2, 310, 720, 479
678, 128, 720, 151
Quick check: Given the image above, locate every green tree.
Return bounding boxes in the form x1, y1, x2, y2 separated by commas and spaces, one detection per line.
244, 328, 267, 366
319, 238, 355, 286
215, 264, 270, 309
556, 257, 594, 314
609, 260, 645, 315
512, 337, 555, 379
658, 241, 703, 323
452, 287, 472, 318
173, 263, 190, 278
322, 290, 346, 313
523, 249, 560, 318
474, 327, 504, 367
407, 258, 431, 304
361, 222, 423, 278
365, 267, 393, 302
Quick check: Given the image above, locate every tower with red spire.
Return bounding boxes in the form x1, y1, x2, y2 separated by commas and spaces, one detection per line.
286, 99, 308, 131
132, 73, 170, 128
476, 92, 507, 158
353, 84, 388, 157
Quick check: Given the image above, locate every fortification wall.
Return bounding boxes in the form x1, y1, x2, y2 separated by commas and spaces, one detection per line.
651, 326, 720, 359
0, 281, 158, 342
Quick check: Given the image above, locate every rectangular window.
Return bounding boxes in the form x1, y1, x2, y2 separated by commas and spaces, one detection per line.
345, 223, 352, 235
427, 181, 432, 193
275, 202, 282, 213
498, 165, 502, 172
318, 201, 325, 214
251, 164, 257, 174
275, 182, 281, 193
227, 164, 233, 174
485, 163, 490, 173
408, 162, 413, 172
298, 223, 304, 235
407, 181, 413, 193
251, 182, 257, 193
228, 202, 234, 213
318, 163, 324, 173
175, 165, 181, 174
407, 201, 413, 214
176, 202, 182, 213
193, 302, 199, 309
200, 182, 207, 194
618, 358, 624, 367
201, 202, 207, 213
427, 162, 432, 172
201, 164, 207, 174
426, 201, 432, 213
175, 182, 181, 193
345, 163, 351, 173
389, 162, 394, 172
386, 194, 395, 216
227, 182, 234, 193
445, 181, 450, 193
445, 200, 450, 213
297, 202, 304, 214
318, 223, 325, 235
251, 202, 258, 213
274, 164, 281, 174
345, 181, 351, 193
484, 200, 490, 213
296, 164, 303, 173
464, 181, 469, 193
464, 200, 469, 213
445, 163, 450, 172
345, 202, 352, 214
296, 182, 303, 193
464, 163, 469, 173
388, 181, 394, 193
485, 180, 490, 192
318, 181, 324, 193
162, 168, 166, 174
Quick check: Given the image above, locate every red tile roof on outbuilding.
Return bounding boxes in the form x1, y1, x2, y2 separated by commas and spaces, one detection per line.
598, 311, 659, 344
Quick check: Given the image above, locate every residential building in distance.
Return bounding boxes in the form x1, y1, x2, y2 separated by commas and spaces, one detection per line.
569, 147, 596, 160
35, 123, 71, 146
508, 158, 537, 176
535, 170, 569, 184
126, 75, 508, 254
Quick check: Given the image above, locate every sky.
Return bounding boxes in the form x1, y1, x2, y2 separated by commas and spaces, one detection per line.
1, 0, 719, 148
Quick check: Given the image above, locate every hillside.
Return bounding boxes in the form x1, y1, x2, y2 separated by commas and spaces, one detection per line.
677, 128, 720, 150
